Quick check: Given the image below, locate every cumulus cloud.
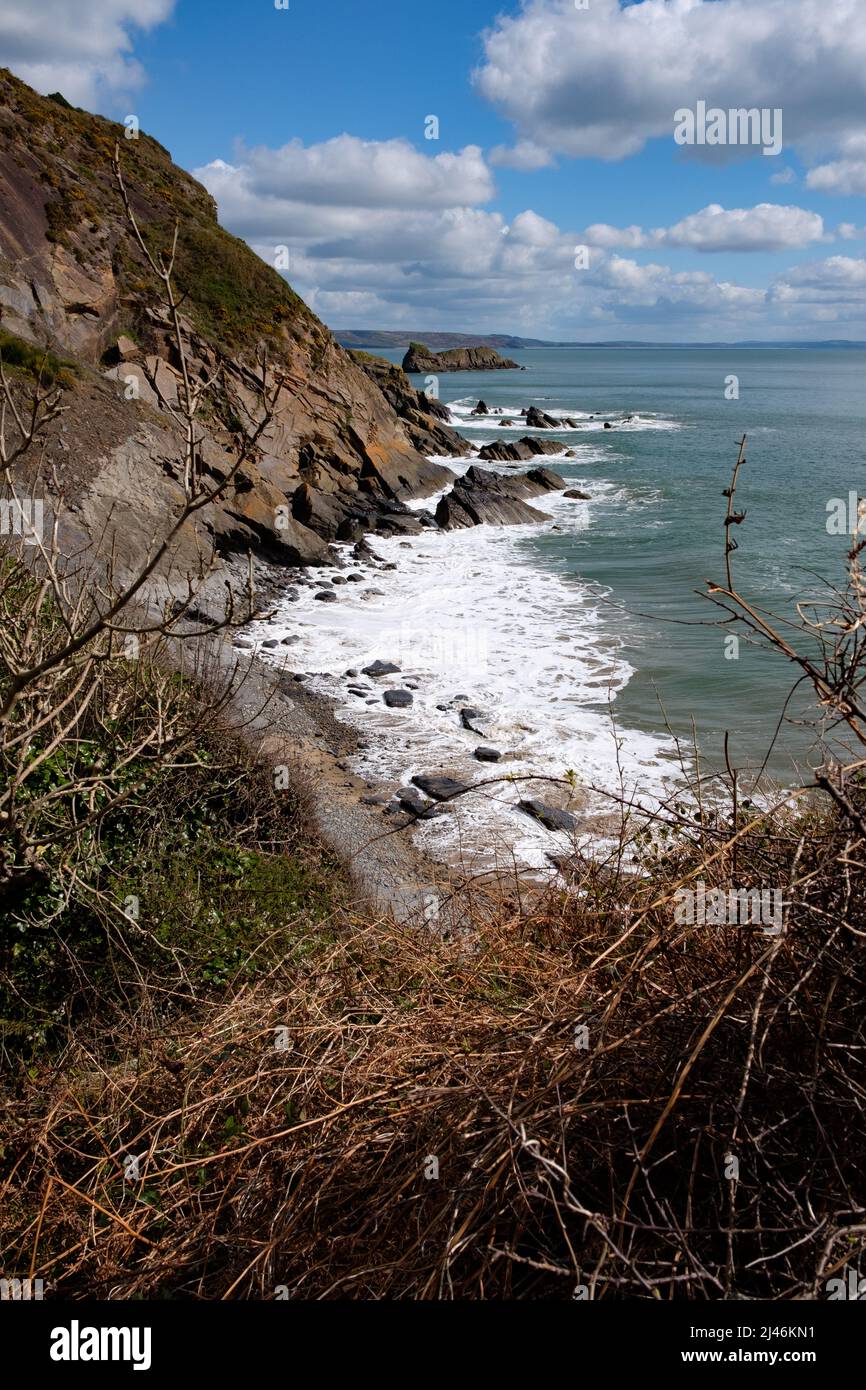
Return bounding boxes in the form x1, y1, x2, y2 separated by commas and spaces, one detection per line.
0, 0, 175, 108
581, 204, 827, 254
474, 0, 866, 166
195, 144, 788, 337
806, 136, 866, 194
489, 140, 555, 171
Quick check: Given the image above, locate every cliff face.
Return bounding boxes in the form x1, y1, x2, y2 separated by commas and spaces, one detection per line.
402, 342, 522, 373
0, 71, 458, 610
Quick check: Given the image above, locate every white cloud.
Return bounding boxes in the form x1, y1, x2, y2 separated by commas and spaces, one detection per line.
196, 145, 784, 337
806, 136, 866, 194
770, 167, 797, 186
582, 204, 826, 253
474, 0, 866, 166
235, 135, 494, 210
0, 0, 175, 108
489, 140, 555, 171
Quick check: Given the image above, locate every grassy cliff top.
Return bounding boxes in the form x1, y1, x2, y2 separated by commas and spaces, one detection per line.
0, 68, 316, 359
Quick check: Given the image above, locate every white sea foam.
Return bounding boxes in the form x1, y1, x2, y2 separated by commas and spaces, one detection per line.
446, 398, 683, 434
243, 479, 682, 872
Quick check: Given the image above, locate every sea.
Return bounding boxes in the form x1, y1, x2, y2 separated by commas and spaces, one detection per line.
244, 346, 866, 870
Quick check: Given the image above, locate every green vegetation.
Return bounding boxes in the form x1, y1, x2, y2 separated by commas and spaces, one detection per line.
0, 327, 77, 388
0, 568, 343, 1055
0, 65, 314, 359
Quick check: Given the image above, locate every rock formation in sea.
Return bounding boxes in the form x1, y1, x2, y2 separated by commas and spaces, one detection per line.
402, 341, 522, 373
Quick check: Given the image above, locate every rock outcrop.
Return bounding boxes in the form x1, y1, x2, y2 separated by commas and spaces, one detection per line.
402, 342, 521, 374
435, 465, 566, 530
349, 351, 470, 459
477, 435, 567, 463
0, 70, 465, 616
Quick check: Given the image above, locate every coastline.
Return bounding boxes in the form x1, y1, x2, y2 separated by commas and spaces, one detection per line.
235, 400, 686, 879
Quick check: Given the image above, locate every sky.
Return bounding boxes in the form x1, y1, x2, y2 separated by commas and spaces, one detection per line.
4, 0, 866, 340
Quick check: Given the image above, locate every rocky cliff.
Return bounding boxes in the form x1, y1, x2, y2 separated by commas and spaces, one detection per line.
0, 71, 460, 615
401, 342, 522, 373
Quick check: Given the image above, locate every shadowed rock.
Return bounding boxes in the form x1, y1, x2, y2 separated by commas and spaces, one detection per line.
411, 774, 472, 800
519, 799, 576, 833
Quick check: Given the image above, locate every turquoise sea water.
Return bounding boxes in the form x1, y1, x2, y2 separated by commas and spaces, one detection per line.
390, 345, 866, 787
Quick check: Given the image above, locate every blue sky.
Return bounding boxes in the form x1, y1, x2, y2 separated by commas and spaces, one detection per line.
4, 0, 866, 339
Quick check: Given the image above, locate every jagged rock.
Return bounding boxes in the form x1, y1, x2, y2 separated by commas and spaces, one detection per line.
472, 400, 489, 415
525, 406, 560, 429
435, 465, 565, 530
113, 334, 138, 362
477, 435, 565, 463
411, 774, 471, 800
0, 69, 468, 614
519, 799, 576, 833
402, 343, 521, 373
350, 352, 470, 458
363, 660, 401, 676
564, 489, 591, 500
461, 707, 486, 734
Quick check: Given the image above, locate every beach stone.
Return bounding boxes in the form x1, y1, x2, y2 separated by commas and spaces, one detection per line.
474, 747, 501, 762
564, 489, 591, 500
345, 668, 359, 677
332, 575, 347, 585
603, 421, 613, 429
347, 573, 365, 582
411, 774, 471, 801
262, 638, 280, 647
363, 659, 401, 676
398, 787, 429, 815
519, 798, 576, 833
314, 590, 338, 602
384, 688, 413, 708
460, 707, 486, 734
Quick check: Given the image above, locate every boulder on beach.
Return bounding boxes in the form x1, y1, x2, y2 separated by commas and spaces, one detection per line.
411, 774, 472, 801
474, 747, 501, 762
363, 659, 401, 676
460, 707, 487, 734
564, 488, 591, 500
313, 590, 338, 602
383, 689, 413, 708
519, 798, 576, 833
